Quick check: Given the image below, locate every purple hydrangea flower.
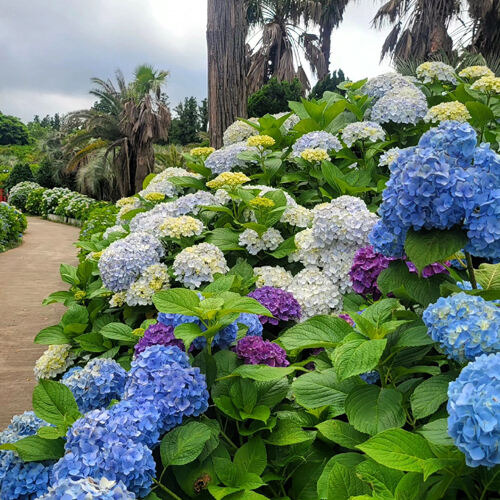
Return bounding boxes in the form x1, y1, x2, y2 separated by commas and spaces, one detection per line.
134, 323, 184, 356
406, 260, 450, 277
234, 336, 289, 367
338, 313, 355, 326
248, 287, 301, 325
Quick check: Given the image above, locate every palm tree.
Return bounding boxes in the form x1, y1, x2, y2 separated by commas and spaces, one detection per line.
246, 0, 328, 94
372, 0, 460, 61
66, 65, 171, 197
466, 0, 500, 61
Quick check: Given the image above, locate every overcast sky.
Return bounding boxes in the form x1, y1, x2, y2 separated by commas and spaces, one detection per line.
0, 0, 393, 123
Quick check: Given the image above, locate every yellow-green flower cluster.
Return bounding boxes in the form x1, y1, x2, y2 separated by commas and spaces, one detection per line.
416, 61, 456, 84
471, 75, 500, 94
158, 215, 205, 239
206, 172, 251, 189
424, 101, 471, 123
249, 197, 275, 209
132, 328, 145, 337
300, 148, 329, 163
144, 192, 165, 202
458, 66, 494, 80
190, 147, 215, 157
247, 135, 276, 148
34, 344, 76, 380
116, 196, 137, 208
109, 291, 126, 308
88, 250, 104, 261
74, 290, 86, 301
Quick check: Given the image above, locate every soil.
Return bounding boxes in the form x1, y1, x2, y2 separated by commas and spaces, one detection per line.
0, 217, 79, 428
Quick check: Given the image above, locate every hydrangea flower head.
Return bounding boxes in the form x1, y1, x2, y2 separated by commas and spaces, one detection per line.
379, 147, 401, 167
34, 344, 76, 380
235, 336, 289, 367
236, 313, 263, 336
338, 313, 355, 326
423, 293, 500, 362
341, 121, 385, 147
254, 265, 293, 289
300, 148, 330, 162
371, 86, 427, 125
124, 345, 209, 433
416, 61, 456, 84
291, 131, 342, 156
206, 172, 251, 189
205, 142, 253, 173
125, 263, 170, 307
134, 322, 185, 356
470, 75, 500, 94
62, 358, 127, 413
249, 196, 275, 209
37, 477, 136, 499
458, 66, 494, 80
223, 119, 258, 146
360, 370, 380, 384
424, 101, 471, 123
361, 72, 416, 99
447, 353, 500, 467
247, 135, 275, 148
190, 146, 215, 157
158, 215, 204, 239
173, 243, 229, 289
248, 286, 301, 325
238, 227, 284, 255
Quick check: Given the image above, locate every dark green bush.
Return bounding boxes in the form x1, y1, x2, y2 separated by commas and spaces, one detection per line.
248, 78, 303, 117
79, 203, 119, 241
0, 114, 29, 146
5, 162, 35, 190
35, 157, 56, 188
309, 69, 348, 99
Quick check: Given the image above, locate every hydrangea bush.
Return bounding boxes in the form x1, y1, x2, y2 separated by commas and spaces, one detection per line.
3, 63, 500, 499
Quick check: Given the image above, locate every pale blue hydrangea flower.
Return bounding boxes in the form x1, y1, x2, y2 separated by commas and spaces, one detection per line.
361, 72, 417, 99
423, 293, 500, 362
291, 131, 342, 157
378, 147, 401, 167
238, 227, 284, 255
62, 358, 127, 413
205, 142, 254, 173
223, 119, 258, 146
370, 87, 428, 125
447, 353, 500, 467
341, 121, 386, 147
98, 232, 164, 292
237, 313, 263, 336
416, 61, 457, 84
36, 477, 136, 499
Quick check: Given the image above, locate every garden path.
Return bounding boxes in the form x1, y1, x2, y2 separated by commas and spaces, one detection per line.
0, 217, 79, 428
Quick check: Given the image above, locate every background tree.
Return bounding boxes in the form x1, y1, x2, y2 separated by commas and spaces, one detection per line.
170, 97, 200, 145
0, 113, 29, 146
248, 77, 303, 117
198, 98, 209, 132
207, 0, 249, 148
5, 162, 34, 190
467, 0, 500, 61
309, 69, 347, 99
35, 157, 56, 188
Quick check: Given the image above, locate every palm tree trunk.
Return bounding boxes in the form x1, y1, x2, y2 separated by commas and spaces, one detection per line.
207, 0, 248, 148
319, 18, 334, 79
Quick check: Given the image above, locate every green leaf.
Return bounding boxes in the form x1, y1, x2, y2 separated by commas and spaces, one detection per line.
280, 316, 353, 353
417, 418, 454, 446
204, 275, 236, 294
465, 101, 494, 127
221, 296, 272, 317
326, 462, 371, 500
100, 322, 135, 342
42, 291, 75, 306
0, 436, 64, 462
229, 364, 296, 381
239, 405, 270, 422
356, 460, 403, 498
167, 175, 206, 190
317, 454, 366, 499
404, 228, 467, 273
265, 419, 316, 446
75, 332, 107, 352
410, 374, 454, 420
316, 420, 368, 450
475, 262, 500, 290
230, 378, 257, 413
233, 437, 267, 475
37, 426, 66, 440
345, 386, 405, 435
206, 228, 244, 251
174, 323, 203, 350
394, 326, 434, 348
357, 428, 436, 473
268, 236, 296, 258
153, 288, 201, 316
333, 338, 387, 381
34, 325, 69, 345
60, 263, 79, 285
32, 380, 80, 426
61, 304, 89, 328
394, 473, 424, 500
292, 369, 360, 413
142, 172, 156, 189
160, 422, 212, 467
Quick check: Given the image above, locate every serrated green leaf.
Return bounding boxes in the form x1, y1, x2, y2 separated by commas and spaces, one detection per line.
153, 288, 201, 316
32, 380, 80, 426
410, 374, 453, 420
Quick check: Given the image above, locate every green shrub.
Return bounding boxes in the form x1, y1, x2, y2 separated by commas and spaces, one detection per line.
35, 157, 56, 188
79, 203, 119, 241
40, 187, 72, 217
248, 77, 303, 117
0, 114, 29, 146
54, 192, 97, 220
25, 187, 47, 215
5, 162, 35, 191
0, 202, 27, 252
8, 181, 41, 212
309, 69, 348, 99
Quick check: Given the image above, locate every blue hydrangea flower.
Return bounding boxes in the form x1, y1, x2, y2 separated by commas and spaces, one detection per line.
370, 87, 428, 125
292, 131, 342, 157
423, 293, 500, 362
237, 313, 263, 337
447, 353, 500, 467
360, 371, 380, 384
0, 412, 52, 499
205, 142, 253, 174
52, 409, 155, 497
37, 477, 136, 499
123, 345, 209, 433
62, 358, 127, 413
361, 73, 417, 99
369, 219, 406, 258
98, 232, 164, 292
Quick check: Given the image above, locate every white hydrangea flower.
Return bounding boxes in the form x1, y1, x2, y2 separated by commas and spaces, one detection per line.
288, 267, 342, 319
34, 345, 76, 380
416, 61, 456, 84
125, 263, 170, 306
173, 243, 229, 289
239, 228, 284, 255
158, 216, 204, 239
312, 195, 378, 248
361, 72, 417, 99
273, 112, 300, 130
254, 266, 293, 289
109, 291, 126, 308
223, 119, 259, 146
379, 147, 401, 167
341, 121, 386, 147
292, 131, 342, 157
317, 244, 357, 294
370, 86, 428, 125
156, 167, 203, 181
288, 229, 322, 266
280, 204, 313, 228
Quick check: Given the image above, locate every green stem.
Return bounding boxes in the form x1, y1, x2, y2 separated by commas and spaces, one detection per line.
151, 477, 183, 500
465, 251, 478, 289
479, 469, 500, 500
219, 428, 238, 451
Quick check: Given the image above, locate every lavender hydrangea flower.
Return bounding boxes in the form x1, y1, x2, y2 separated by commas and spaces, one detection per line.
248, 286, 301, 325
361, 73, 417, 99
447, 353, 500, 467
37, 477, 136, 499
235, 336, 289, 367
406, 260, 449, 277
123, 345, 208, 433
291, 131, 342, 157
423, 293, 500, 362
370, 86, 428, 125
62, 358, 127, 413
205, 142, 253, 174
134, 322, 184, 356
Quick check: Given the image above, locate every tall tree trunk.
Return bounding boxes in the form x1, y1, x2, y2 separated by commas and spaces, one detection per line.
319, 19, 333, 79
207, 0, 248, 149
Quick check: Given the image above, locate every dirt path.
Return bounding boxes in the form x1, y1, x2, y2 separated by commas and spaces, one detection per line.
0, 217, 80, 428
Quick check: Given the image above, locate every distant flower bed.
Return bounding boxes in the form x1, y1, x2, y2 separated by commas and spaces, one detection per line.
1, 62, 500, 499
0, 201, 26, 252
